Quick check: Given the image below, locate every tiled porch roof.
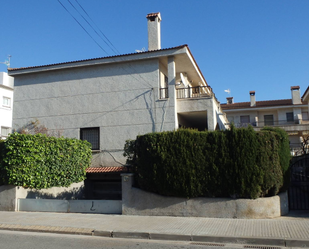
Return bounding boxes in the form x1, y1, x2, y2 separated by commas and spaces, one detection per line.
86, 166, 129, 174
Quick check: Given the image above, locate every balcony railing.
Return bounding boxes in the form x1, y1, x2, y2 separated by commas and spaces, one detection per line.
159, 86, 212, 100
176, 86, 211, 99
231, 119, 309, 128
160, 88, 168, 99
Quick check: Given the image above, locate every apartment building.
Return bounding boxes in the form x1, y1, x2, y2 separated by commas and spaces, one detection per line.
221, 86, 309, 154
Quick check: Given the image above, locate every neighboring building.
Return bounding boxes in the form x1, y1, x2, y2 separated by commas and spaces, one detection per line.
221, 86, 309, 155
0, 72, 14, 139
8, 13, 228, 170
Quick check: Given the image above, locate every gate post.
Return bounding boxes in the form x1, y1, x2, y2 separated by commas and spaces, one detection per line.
121, 173, 134, 215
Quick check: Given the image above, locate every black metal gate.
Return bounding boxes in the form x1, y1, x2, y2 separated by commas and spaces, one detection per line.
289, 155, 309, 210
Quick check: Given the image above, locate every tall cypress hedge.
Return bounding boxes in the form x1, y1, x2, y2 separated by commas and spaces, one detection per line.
0, 133, 92, 189
124, 126, 290, 199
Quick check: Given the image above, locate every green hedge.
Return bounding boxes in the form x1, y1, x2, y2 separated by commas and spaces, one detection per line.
124, 126, 290, 199
0, 133, 92, 189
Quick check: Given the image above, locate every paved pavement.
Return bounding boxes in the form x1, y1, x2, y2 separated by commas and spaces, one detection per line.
0, 211, 309, 247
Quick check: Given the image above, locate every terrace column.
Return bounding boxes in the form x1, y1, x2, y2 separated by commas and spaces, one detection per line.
168, 56, 178, 129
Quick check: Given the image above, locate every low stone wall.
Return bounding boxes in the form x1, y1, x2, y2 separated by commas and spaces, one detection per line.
18, 199, 122, 214
121, 173, 289, 219
0, 182, 84, 211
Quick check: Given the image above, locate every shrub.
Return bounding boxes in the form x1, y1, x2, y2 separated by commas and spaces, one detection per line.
124, 126, 290, 199
0, 133, 92, 189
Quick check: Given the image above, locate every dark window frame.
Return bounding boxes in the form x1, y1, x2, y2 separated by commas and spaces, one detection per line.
286, 112, 294, 122
80, 127, 100, 150
264, 114, 274, 126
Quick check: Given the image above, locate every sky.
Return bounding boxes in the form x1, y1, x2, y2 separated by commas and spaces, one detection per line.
0, 0, 308, 104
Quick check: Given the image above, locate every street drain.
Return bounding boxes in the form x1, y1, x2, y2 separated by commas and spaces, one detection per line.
244, 246, 281, 249
191, 242, 225, 247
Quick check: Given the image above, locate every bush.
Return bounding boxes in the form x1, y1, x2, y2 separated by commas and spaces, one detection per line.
124, 126, 290, 199
0, 133, 92, 189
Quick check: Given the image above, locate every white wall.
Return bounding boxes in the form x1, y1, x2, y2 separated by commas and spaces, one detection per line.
0, 72, 14, 139
12, 59, 177, 166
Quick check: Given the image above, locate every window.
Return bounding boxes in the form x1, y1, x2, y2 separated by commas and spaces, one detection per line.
2, 97, 11, 107
240, 115, 250, 124
286, 112, 294, 122
80, 127, 100, 150
1, 127, 11, 137
264, 115, 274, 126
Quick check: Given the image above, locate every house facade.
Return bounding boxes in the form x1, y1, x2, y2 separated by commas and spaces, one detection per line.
0, 72, 14, 139
221, 86, 309, 155
8, 13, 228, 167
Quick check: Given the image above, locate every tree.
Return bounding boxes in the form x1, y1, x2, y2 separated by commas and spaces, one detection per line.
16, 119, 63, 138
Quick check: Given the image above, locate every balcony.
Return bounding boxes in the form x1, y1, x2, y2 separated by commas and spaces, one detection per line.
159, 86, 212, 100
232, 119, 309, 128
176, 86, 212, 99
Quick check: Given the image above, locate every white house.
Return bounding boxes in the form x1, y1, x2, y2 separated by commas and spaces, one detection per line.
221, 86, 309, 154
0, 72, 14, 139
8, 13, 228, 167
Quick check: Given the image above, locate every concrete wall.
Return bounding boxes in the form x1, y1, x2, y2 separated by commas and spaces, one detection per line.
0, 182, 84, 211
18, 199, 121, 214
121, 174, 289, 219
0, 185, 17, 211
12, 59, 177, 166
0, 72, 14, 139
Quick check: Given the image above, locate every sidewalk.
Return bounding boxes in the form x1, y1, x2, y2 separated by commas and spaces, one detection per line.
0, 211, 309, 247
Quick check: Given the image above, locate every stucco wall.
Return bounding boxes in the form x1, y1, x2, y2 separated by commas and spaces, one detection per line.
0, 73, 14, 136
12, 59, 177, 166
121, 174, 289, 219
0, 182, 85, 211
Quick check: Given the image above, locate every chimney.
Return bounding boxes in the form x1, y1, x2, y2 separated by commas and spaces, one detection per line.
226, 97, 234, 104
146, 12, 161, 51
250, 91, 256, 107
291, 86, 301, 104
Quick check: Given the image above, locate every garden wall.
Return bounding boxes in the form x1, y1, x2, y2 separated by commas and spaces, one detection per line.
122, 174, 289, 219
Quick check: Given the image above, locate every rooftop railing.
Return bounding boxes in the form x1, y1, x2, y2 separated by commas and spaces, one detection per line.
231, 119, 309, 128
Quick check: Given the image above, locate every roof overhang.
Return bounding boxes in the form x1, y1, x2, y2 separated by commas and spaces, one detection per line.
302, 86, 309, 103
8, 45, 207, 86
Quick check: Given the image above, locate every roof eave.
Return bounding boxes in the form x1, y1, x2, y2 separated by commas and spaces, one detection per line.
8, 45, 188, 76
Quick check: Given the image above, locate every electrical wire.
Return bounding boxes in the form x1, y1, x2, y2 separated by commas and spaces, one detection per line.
66, 0, 117, 55
74, 0, 120, 55
57, 0, 109, 55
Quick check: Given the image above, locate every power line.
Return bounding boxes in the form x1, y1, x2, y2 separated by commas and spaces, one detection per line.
66, 0, 118, 55
56, 0, 154, 88
74, 0, 120, 55
57, 0, 109, 55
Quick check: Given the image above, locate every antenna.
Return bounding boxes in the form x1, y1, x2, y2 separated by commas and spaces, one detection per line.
0, 55, 11, 68
224, 89, 231, 96
135, 47, 146, 53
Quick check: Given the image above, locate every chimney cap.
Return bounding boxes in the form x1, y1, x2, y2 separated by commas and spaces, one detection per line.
146, 12, 161, 21
291, 86, 300, 90
249, 91, 255, 95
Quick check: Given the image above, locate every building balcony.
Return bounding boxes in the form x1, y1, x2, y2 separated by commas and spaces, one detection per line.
231, 120, 309, 140
159, 86, 212, 100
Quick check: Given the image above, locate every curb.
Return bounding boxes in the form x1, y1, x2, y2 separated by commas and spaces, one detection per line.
1, 224, 309, 248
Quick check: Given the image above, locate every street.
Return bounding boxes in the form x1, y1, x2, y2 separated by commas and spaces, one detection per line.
0, 230, 305, 249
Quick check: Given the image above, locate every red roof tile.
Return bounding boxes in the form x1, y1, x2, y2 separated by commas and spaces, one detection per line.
221, 99, 299, 110
146, 12, 160, 18
86, 167, 129, 174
